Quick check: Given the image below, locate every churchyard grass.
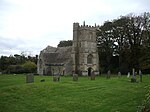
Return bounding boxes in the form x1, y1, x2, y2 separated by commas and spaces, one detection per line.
0, 74, 149, 112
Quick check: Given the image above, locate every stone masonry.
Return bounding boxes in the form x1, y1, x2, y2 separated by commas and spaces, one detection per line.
72, 22, 99, 76
37, 22, 99, 76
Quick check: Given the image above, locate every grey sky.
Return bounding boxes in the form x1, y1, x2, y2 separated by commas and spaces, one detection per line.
0, 0, 149, 56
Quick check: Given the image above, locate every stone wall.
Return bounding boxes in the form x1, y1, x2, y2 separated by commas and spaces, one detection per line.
72, 22, 99, 76
37, 22, 100, 76
37, 46, 72, 75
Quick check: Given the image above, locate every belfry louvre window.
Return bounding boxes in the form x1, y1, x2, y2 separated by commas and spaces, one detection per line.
87, 54, 93, 64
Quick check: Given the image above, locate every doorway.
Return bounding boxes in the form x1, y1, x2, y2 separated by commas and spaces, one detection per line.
88, 67, 92, 76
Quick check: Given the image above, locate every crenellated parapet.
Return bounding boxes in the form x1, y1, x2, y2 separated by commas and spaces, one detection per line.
73, 21, 100, 31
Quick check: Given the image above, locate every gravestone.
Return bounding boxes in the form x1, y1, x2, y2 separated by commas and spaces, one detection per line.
73, 74, 78, 81
127, 72, 130, 78
139, 70, 142, 82
118, 71, 121, 78
53, 73, 60, 82
91, 71, 95, 80
26, 74, 34, 83
132, 68, 135, 76
131, 68, 136, 83
107, 70, 111, 79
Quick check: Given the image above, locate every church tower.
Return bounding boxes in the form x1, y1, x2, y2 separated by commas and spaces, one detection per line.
72, 22, 99, 76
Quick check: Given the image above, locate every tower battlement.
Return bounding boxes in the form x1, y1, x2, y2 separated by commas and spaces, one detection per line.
73, 21, 100, 30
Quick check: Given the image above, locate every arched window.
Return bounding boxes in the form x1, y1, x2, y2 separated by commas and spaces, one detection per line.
87, 54, 93, 64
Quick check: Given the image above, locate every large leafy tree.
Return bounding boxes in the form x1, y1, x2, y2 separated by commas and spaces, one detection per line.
113, 17, 131, 72
97, 21, 117, 72
124, 13, 150, 70
57, 40, 73, 47
138, 12, 150, 72
97, 12, 150, 74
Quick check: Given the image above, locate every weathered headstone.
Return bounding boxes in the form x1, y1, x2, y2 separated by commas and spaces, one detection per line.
107, 70, 111, 79
127, 72, 130, 78
118, 71, 121, 78
131, 68, 136, 83
91, 71, 95, 80
53, 76, 60, 82
26, 74, 34, 83
53, 73, 60, 82
73, 74, 78, 81
139, 70, 142, 82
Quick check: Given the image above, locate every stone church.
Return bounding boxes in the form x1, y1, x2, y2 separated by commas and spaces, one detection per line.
37, 22, 99, 76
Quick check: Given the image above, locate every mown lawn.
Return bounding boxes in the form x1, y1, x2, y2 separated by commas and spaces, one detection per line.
0, 74, 149, 112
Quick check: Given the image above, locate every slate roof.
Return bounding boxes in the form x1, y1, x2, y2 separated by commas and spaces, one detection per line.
41, 46, 72, 65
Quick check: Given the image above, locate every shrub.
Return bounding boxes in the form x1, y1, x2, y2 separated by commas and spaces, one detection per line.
7, 61, 37, 74
137, 85, 150, 112
7, 65, 24, 74
22, 61, 37, 73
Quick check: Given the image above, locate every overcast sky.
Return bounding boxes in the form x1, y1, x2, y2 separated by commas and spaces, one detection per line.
0, 0, 150, 56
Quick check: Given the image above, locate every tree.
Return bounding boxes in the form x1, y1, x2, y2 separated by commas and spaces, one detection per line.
0, 56, 9, 71
22, 61, 37, 73
97, 12, 150, 74
124, 13, 150, 70
0, 53, 38, 74
57, 40, 73, 47
97, 21, 116, 73
113, 17, 130, 72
